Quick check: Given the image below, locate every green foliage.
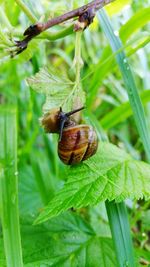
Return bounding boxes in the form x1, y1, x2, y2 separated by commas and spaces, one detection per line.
0, 5, 39, 62
101, 90, 150, 129
86, 5, 150, 108
120, 7, 150, 42
0, 107, 23, 267
98, 9, 150, 161
106, 201, 135, 267
98, 9, 150, 266
27, 67, 76, 113
35, 142, 150, 224
0, 0, 150, 266
18, 212, 116, 267
4, 211, 113, 267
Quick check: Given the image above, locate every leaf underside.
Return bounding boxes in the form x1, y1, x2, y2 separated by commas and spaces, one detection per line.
27, 67, 85, 114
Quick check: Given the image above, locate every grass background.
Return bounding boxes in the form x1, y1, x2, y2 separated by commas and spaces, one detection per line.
0, 0, 150, 266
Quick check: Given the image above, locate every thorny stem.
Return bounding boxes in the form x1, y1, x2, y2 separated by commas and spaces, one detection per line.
15, 0, 115, 55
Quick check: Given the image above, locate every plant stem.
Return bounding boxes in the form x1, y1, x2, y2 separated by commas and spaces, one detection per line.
41, 0, 115, 32
40, 24, 74, 41
62, 30, 83, 110
15, 0, 115, 55
67, 30, 84, 112
0, 106, 23, 267
12, 24, 74, 41
74, 31, 83, 87
15, 0, 37, 23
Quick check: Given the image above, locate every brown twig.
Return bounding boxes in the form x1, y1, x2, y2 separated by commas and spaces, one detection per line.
15, 0, 115, 55
37, 0, 114, 31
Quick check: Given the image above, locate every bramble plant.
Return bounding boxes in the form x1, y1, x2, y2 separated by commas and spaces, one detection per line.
0, 1, 150, 267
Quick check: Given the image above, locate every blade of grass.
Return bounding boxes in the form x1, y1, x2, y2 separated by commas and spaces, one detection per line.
86, 33, 150, 106
105, 201, 135, 267
97, 9, 149, 267
99, 7, 150, 266
15, 0, 37, 23
101, 89, 150, 130
0, 106, 23, 267
120, 7, 150, 42
98, 9, 150, 162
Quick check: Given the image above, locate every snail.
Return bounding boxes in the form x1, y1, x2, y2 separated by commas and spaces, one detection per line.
42, 107, 98, 165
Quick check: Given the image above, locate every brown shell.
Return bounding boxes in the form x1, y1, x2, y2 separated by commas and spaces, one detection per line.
41, 108, 60, 133
58, 125, 98, 165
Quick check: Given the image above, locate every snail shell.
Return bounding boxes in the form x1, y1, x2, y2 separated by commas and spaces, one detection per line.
58, 124, 98, 165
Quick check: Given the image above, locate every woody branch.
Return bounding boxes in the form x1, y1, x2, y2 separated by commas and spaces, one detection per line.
15, 0, 115, 55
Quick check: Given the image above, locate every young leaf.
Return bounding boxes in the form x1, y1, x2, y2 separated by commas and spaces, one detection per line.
27, 67, 85, 113
35, 142, 150, 224
0, 6, 39, 62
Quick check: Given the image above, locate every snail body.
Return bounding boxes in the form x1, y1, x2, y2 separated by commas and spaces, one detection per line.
41, 108, 60, 133
42, 107, 98, 165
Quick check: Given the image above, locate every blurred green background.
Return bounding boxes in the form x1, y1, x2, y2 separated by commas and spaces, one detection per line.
0, 0, 150, 266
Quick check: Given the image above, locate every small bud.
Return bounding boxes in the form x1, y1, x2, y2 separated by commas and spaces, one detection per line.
74, 21, 86, 32
74, 7, 96, 32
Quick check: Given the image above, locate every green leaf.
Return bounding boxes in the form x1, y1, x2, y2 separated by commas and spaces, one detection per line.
141, 210, 150, 231
106, 201, 135, 267
21, 212, 117, 267
87, 6, 150, 108
27, 67, 82, 113
105, 0, 132, 16
18, 164, 44, 217
0, 236, 5, 267
98, 10, 138, 267
0, 5, 39, 63
86, 32, 150, 107
18, 152, 63, 217
101, 89, 150, 129
98, 9, 150, 161
89, 202, 111, 237
0, 106, 23, 267
135, 248, 150, 266
120, 7, 150, 43
35, 142, 150, 224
